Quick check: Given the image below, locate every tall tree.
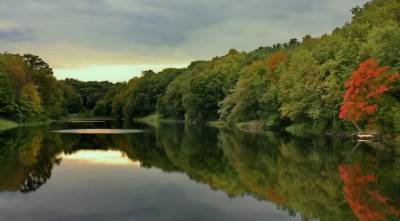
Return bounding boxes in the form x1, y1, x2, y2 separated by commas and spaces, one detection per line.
339, 59, 400, 131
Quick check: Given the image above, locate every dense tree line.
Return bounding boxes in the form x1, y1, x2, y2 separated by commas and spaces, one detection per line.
0, 53, 66, 121
106, 0, 399, 135
1, 0, 399, 135
0, 53, 115, 122
109, 68, 183, 119
62, 78, 113, 112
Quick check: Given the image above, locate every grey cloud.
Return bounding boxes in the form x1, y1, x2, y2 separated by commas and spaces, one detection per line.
0, 0, 366, 67
0, 29, 34, 41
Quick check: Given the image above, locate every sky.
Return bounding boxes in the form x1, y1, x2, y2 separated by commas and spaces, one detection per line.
0, 0, 367, 82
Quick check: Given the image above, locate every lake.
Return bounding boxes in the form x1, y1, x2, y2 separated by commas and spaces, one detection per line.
0, 120, 399, 221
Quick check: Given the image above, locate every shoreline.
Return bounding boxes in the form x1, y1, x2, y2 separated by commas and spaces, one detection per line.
0, 119, 18, 131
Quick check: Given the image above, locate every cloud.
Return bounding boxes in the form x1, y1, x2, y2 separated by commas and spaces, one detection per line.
0, 29, 34, 41
0, 0, 367, 69
0, 19, 34, 41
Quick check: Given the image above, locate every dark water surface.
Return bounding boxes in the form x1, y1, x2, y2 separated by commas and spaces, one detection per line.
0, 121, 399, 221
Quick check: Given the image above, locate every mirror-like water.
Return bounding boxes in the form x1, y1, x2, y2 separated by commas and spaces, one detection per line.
0, 120, 399, 221
52, 129, 144, 134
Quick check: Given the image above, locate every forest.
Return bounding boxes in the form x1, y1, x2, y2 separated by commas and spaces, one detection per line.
0, 0, 399, 137
0, 53, 113, 123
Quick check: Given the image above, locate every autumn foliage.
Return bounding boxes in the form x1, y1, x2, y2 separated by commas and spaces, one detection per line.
266, 186, 286, 205
339, 59, 400, 123
267, 51, 288, 73
339, 164, 400, 221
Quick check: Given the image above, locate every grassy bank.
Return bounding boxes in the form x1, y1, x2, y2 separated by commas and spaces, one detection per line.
134, 114, 160, 123
0, 119, 18, 131
0, 118, 58, 132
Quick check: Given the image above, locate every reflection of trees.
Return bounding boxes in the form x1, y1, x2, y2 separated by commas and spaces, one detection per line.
0, 124, 178, 193
339, 146, 400, 221
0, 122, 398, 221
218, 130, 282, 201
150, 124, 400, 221
339, 164, 399, 221
121, 129, 179, 172
155, 124, 244, 196
218, 130, 356, 221
0, 128, 63, 193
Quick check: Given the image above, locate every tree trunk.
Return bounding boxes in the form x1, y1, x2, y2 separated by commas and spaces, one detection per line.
352, 121, 362, 132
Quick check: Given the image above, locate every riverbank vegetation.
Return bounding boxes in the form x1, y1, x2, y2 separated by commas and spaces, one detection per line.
0, 53, 114, 129
105, 0, 399, 136
0, 54, 66, 123
1, 0, 399, 136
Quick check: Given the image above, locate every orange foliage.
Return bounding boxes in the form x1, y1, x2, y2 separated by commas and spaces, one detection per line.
266, 186, 286, 205
339, 164, 400, 221
3, 55, 29, 98
267, 51, 288, 73
339, 59, 399, 122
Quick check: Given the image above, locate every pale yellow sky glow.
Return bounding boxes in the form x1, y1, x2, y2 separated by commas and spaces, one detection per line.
60, 150, 141, 166
54, 63, 187, 82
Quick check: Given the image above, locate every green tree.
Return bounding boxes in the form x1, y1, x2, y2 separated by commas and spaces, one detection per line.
63, 85, 84, 114
18, 83, 43, 120
219, 61, 270, 123
278, 50, 325, 122
0, 72, 15, 118
361, 22, 400, 68
182, 50, 248, 123
123, 69, 181, 119
93, 100, 107, 116
157, 61, 209, 120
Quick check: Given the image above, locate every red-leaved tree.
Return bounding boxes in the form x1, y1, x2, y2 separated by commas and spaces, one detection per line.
339, 59, 400, 131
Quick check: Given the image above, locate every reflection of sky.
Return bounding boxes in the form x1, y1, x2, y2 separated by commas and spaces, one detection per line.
0, 151, 300, 221
52, 129, 143, 134
60, 150, 140, 166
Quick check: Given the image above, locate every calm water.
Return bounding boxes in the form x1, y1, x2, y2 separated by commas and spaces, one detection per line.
0, 120, 399, 221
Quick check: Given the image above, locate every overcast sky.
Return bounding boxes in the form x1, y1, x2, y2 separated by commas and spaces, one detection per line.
0, 0, 366, 82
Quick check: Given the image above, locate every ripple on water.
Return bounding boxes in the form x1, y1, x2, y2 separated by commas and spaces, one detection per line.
51, 129, 144, 134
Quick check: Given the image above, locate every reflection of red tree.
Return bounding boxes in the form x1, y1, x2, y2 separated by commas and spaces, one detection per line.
339, 164, 400, 221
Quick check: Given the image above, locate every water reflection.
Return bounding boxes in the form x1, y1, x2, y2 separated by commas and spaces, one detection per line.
52, 129, 143, 134
60, 150, 140, 166
0, 122, 398, 221
339, 163, 400, 221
